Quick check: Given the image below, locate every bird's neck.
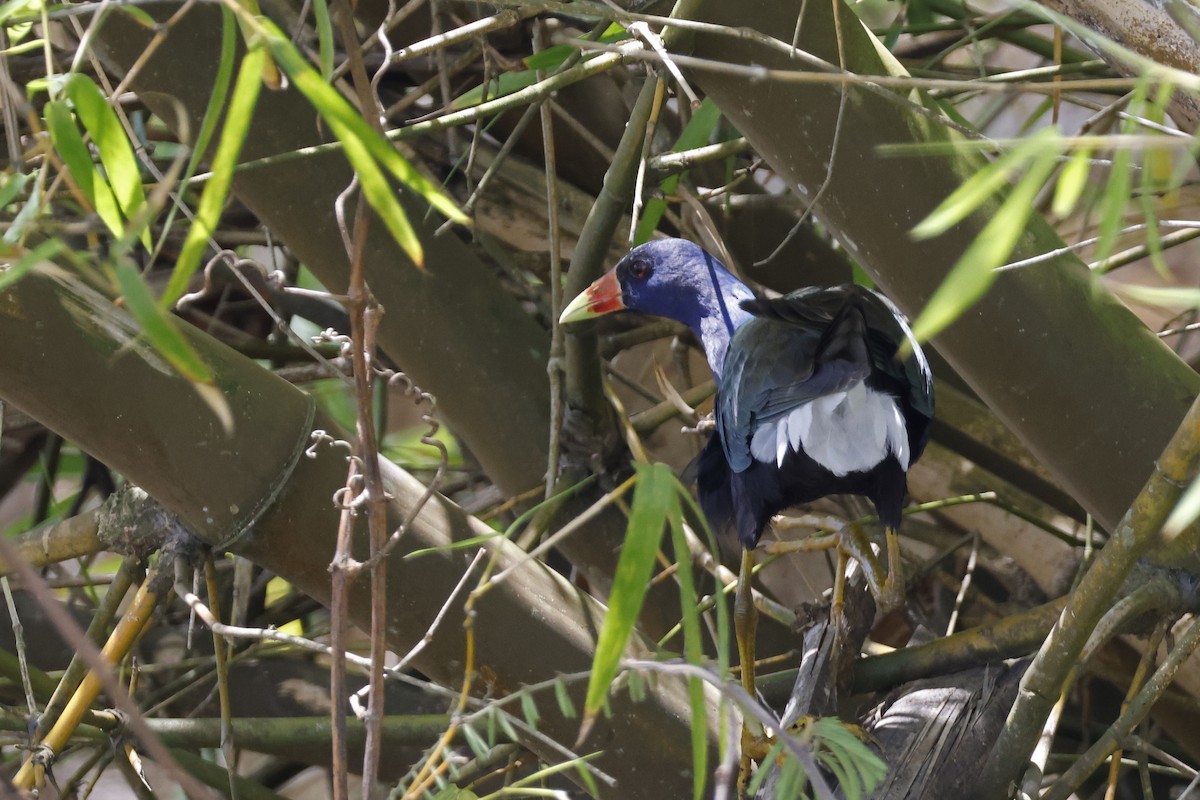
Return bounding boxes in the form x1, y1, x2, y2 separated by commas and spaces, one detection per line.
691, 273, 755, 377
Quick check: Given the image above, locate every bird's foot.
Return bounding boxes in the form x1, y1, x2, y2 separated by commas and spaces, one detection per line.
737, 725, 773, 799
872, 527, 907, 614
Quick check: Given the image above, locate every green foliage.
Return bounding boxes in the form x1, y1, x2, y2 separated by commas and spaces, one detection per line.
909, 128, 1060, 344
452, 24, 628, 110
746, 718, 887, 799
63, 73, 151, 249
634, 98, 722, 244
582, 462, 674, 723
252, 17, 467, 264
164, 44, 266, 307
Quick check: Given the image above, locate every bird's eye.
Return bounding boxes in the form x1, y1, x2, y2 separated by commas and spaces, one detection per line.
628, 259, 653, 280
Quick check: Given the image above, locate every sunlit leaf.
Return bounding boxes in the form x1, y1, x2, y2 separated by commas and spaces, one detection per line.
1113, 284, 1200, 308
259, 20, 466, 265
635, 99, 722, 244
1092, 144, 1131, 268
668, 502, 707, 800
909, 146, 1060, 343
0, 171, 29, 208
1051, 146, 1091, 218
2, 174, 39, 244
45, 100, 125, 239
114, 260, 213, 385
65, 73, 150, 248
912, 127, 1058, 240
163, 45, 266, 308
582, 462, 674, 725
0, 239, 62, 291
311, 0, 334, 80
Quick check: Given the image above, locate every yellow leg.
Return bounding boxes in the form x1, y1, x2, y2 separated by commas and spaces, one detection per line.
736, 548, 758, 698
736, 548, 768, 797
879, 526, 905, 612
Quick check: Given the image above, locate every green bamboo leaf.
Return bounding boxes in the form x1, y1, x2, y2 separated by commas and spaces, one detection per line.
911, 127, 1058, 240
745, 740, 788, 795
524, 43, 576, 72
461, 723, 489, 758
163, 45, 266, 308
1141, 192, 1168, 278
582, 462, 674, 725
44, 100, 125, 239
0, 171, 29, 208
635, 99, 722, 244
260, 20, 466, 232
1113, 284, 1200, 308
909, 147, 1060, 344
1051, 146, 1092, 218
65, 73, 150, 248
186, 8, 239, 182
1092, 144, 1132, 268
311, 0, 334, 80
453, 70, 538, 111
553, 678, 577, 720
114, 261, 213, 383
674, 481, 731, 676
2, 174, 39, 244
0, 239, 62, 291
519, 692, 540, 731
668, 502, 707, 800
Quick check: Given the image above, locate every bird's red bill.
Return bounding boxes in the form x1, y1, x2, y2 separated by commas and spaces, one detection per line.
559, 269, 626, 323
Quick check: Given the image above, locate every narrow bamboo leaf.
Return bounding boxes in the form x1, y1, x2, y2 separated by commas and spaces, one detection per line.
1140, 193, 1168, 277
461, 723, 489, 758
495, 709, 519, 744
0, 239, 62, 291
1092, 144, 1132, 267
2, 176, 39, 244
114, 260, 213, 384
626, 668, 646, 703
114, 4, 156, 27
746, 740, 788, 795
911, 127, 1058, 240
1051, 146, 1092, 218
573, 760, 601, 798
519, 692, 540, 731
311, 0, 334, 80
524, 43, 575, 71
185, 8, 239, 181
260, 20, 466, 227
673, 478, 731, 676
668, 502, 707, 800
45, 100, 125, 239
553, 678, 577, 720
0, 0, 29, 25
582, 462, 674, 724
452, 70, 539, 110
635, 99, 722, 244
1114, 284, 1200, 307
163, 45, 266, 308
0, 171, 29, 208
909, 148, 1060, 343
65, 73, 150, 247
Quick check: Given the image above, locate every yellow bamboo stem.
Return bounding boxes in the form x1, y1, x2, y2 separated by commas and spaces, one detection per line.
13, 579, 159, 789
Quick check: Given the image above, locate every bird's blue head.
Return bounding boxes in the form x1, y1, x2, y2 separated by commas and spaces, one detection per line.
560, 238, 754, 375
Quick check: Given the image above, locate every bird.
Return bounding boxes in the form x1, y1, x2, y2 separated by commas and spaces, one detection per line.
558, 237, 934, 763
